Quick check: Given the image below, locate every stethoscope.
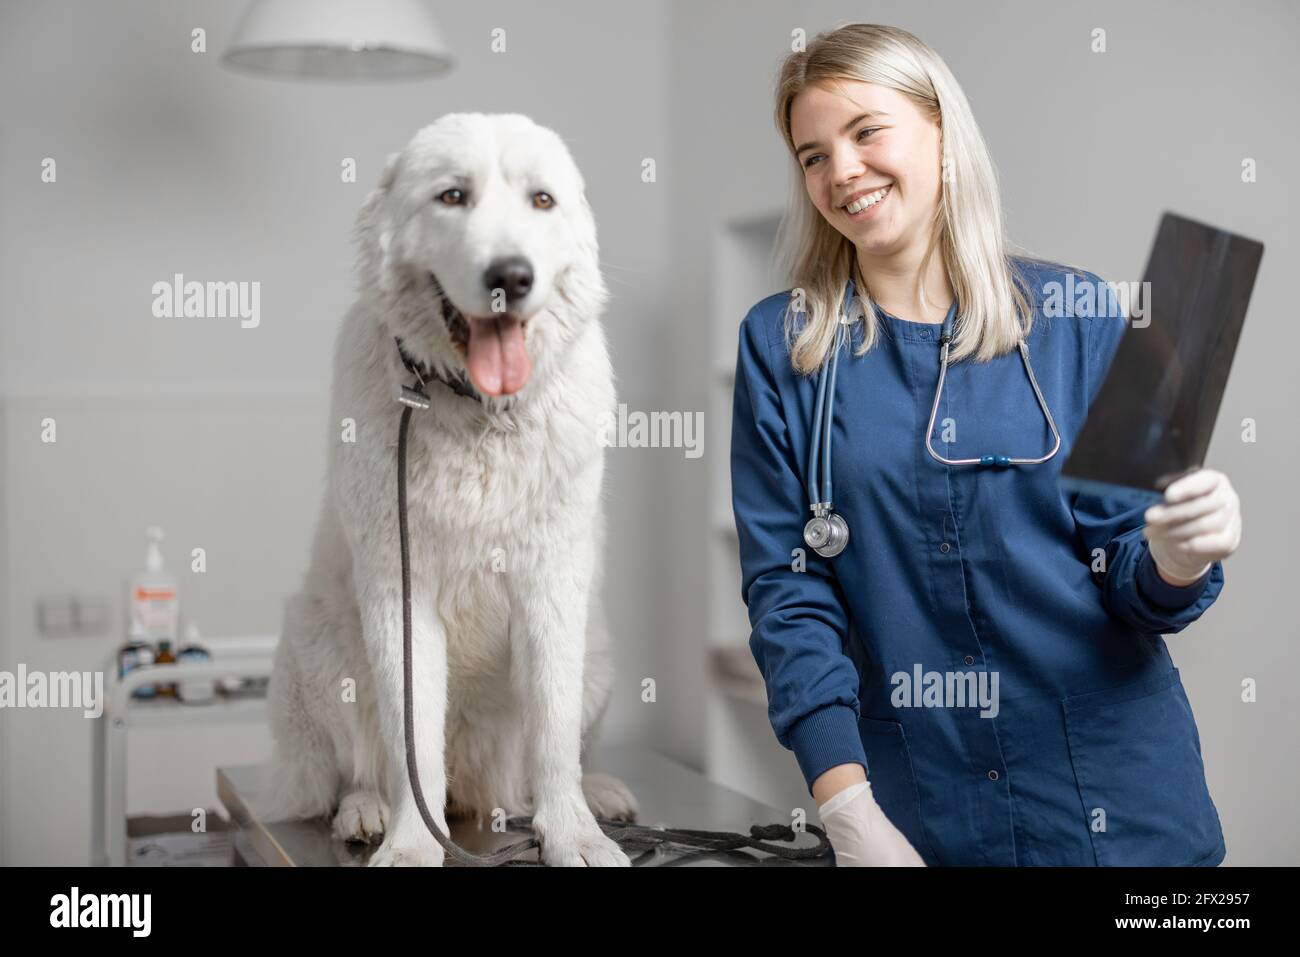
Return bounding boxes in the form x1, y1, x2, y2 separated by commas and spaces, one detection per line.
803, 274, 1062, 559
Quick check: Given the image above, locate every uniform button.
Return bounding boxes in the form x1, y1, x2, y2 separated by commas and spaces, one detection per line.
988, 770, 1000, 781
939, 542, 951, 553
964, 655, 974, 666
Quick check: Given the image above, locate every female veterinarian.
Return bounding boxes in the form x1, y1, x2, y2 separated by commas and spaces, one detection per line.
729, 23, 1242, 867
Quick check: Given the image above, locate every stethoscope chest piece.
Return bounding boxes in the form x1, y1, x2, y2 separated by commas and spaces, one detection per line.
804, 508, 849, 558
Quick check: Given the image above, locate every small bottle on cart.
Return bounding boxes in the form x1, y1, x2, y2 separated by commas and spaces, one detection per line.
153, 639, 177, 697
176, 623, 216, 705
118, 628, 156, 699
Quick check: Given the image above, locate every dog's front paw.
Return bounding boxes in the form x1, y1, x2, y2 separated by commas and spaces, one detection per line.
538, 824, 631, 867
368, 838, 445, 867
333, 791, 389, 844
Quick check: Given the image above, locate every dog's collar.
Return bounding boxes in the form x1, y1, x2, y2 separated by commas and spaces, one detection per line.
394, 336, 479, 401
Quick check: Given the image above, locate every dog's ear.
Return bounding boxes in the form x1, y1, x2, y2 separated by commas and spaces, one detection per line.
353, 151, 403, 293
356, 152, 401, 232
377, 151, 401, 190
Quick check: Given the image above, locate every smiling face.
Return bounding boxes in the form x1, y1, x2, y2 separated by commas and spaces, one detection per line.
790, 80, 943, 263
361, 113, 602, 399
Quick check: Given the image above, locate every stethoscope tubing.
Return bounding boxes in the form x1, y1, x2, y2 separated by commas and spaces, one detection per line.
924, 337, 1062, 467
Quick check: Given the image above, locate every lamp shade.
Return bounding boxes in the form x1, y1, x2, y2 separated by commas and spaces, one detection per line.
222, 0, 454, 80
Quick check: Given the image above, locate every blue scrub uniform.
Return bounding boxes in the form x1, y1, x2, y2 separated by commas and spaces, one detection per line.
729, 257, 1226, 866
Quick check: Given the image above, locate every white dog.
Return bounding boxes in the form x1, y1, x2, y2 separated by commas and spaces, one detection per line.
259, 113, 637, 866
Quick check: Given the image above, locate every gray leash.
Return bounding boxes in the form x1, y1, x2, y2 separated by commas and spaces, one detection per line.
395, 389, 833, 866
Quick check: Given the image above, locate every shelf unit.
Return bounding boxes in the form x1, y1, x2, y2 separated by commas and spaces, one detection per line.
707, 211, 783, 705
91, 634, 278, 866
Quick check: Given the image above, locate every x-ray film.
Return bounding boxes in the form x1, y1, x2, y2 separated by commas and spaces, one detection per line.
1060, 212, 1264, 503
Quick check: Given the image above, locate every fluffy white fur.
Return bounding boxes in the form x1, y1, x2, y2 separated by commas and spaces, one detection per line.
259, 113, 637, 866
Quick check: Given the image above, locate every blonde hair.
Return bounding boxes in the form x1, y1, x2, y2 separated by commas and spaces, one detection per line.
772, 23, 1045, 373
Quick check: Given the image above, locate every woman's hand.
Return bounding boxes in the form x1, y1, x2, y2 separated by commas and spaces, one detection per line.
1143, 468, 1242, 585
818, 779, 928, 866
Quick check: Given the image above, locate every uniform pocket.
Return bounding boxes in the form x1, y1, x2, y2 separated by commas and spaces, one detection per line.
856, 715, 941, 864
1062, 667, 1224, 866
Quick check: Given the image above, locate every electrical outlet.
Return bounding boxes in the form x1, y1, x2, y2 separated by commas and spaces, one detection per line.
37, 594, 113, 637
36, 595, 76, 637
73, 595, 112, 634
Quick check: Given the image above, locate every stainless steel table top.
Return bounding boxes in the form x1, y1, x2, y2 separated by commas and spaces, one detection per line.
218, 745, 830, 866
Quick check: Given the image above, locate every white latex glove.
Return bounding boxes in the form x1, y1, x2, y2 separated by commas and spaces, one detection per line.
1142, 468, 1242, 582
818, 780, 927, 867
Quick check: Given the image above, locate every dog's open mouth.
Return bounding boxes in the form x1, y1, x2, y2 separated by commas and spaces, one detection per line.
437, 280, 533, 397
463, 313, 531, 397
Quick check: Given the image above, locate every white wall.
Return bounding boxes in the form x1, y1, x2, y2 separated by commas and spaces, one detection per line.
0, 0, 672, 864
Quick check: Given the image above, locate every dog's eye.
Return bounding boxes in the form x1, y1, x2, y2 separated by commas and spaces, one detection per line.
532, 191, 555, 210
436, 188, 466, 205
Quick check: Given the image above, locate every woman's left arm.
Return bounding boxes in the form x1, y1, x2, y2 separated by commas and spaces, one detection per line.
1070, 473, 1235, 635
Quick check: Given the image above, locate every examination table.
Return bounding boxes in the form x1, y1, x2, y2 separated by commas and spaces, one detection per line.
218, 745, 829, 866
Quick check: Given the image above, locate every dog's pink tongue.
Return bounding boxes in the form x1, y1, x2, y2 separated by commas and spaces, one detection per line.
466, 316, 531, 396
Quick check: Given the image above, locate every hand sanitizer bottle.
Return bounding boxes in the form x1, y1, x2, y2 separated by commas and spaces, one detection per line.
129, 526, 179, 654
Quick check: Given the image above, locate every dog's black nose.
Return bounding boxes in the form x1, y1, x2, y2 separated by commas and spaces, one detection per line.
483, 256, 534, 304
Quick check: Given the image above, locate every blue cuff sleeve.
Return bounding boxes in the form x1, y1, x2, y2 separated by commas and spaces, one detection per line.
1071, 494, 1225, 633
1136, 545, 1216, 609
787, 704, 869, 796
